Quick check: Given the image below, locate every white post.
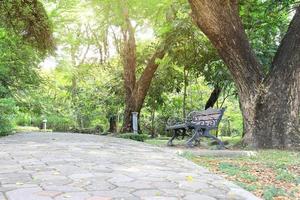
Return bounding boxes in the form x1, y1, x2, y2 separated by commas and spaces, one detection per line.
132, 112, 138, 134
42, 119, 47, 131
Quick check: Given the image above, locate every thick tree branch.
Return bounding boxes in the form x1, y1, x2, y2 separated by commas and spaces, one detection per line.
135, 43, 167, 110
188, 0, 263, 95
205, 86, 221, 110
269, 6, 300, 78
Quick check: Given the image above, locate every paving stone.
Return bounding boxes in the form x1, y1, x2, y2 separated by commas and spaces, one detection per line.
107, 174, 135, 184
184, 194, 217, 200
0, 132, 262, 199
35, 191, 62, 198
86, 183, 116, 191
54, 192, 91, 200
6, 187, 52, 200
68, 173, 94, 180
227, 188, 261, 200
151, 181, 178, 189
86, 197, 112, 200
0, 192, 6, 200
42, 185, 85, 192
132, 189, 164, 197
141, 197, 178, 200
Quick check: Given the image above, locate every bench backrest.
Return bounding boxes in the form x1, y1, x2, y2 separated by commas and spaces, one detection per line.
186, 108, 225, 129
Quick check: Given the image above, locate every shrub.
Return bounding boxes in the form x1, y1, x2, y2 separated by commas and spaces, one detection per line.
118, 133, 149, 142
71, 125, 103, 135
0, 98, 18, 136
46, 115, 75, 132
15, 112, 32, 126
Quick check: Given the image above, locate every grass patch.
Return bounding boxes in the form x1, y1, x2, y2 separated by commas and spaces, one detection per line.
145, 137, 187, 147
188, 150, 300, 200
118, 133, 149, 142
236, 181, 258, 191
145, 139, 169, 146
276, 168, 297, 183
219, 162, 243, 176
263, 186, 287, 200
179, 151, 196, 160
16, 126, 43, 132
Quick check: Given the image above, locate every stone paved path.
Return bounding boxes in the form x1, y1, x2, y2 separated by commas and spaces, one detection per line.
0, 132, 260, 200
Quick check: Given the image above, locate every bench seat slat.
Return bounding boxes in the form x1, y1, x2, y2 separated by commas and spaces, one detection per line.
166, 123, 187, 130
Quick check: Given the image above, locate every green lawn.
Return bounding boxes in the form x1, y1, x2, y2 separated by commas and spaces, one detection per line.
146, 136, 300, 200
183, 150, 300, 200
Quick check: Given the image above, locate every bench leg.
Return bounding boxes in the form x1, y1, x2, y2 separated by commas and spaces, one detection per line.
186, 129, 202, 147
203, 130, 226, 149
167, 130, 178, 146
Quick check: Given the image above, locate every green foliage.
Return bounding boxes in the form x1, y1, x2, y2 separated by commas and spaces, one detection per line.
263, 186, 287, 200
0, 98, 18, 136
45, 115, 75, 132
218, 162, 243, 176
118, 133, 149, 142
189, 150, 299, 200
240, 172, 258, 182
236, 181, 257, 192
3, 0, 295, 143
0, 27, 44, 135
0, 0, 54, 52
250, 150, 300, 168
15, 113, 33, 126
276, 169, 297, 183
0, 28, 41, 98
145, 139, 169, 146
179, 151, 196, 160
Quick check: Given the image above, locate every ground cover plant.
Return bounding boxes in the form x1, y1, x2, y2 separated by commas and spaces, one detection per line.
184, 151, 300, 200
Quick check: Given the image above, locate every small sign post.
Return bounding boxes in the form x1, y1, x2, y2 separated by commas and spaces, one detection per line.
132, 112, 138, 134
42, 119, 47, 131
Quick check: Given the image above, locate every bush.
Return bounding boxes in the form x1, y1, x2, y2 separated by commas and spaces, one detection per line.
46, 115, 75, 132
15, 112, 32, 126
71, 125, 103, 135
0, 98, 18, 136
31, 115, 75, 132
118, 133, 149, 142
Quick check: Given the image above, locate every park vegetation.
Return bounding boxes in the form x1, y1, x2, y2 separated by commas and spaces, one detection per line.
0, 0, 299, 150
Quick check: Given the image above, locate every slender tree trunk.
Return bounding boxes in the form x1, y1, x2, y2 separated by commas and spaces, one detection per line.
188, 0, 300, 149
108, 115, 117, 133
120, 3, 137, 132
183, 66, 188, 118
151, 109, 155, 138
205, 86, 221, 110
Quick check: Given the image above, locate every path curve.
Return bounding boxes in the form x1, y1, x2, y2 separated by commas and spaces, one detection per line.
0, 132, 260, 200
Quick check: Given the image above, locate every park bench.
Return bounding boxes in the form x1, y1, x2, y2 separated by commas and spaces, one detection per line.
166, 107, 226, 148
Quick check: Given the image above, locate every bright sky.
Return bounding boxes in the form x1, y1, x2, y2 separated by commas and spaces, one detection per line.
40, 26, 154, 70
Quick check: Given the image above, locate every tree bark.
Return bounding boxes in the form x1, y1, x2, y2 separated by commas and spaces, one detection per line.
151, 110, 155, 138
108, 115, 117, 133
120, 3, 168, 132
188, 0, 300, 149
121, 44, 167, 132
205, 86, 221, 110
183, 66, 188, 118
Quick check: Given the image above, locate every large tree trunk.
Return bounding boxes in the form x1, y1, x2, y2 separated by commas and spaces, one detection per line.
121, 45, 167, 132
120, 3, 168, 132
252, 9, 300, 148
188, 0, 300, 149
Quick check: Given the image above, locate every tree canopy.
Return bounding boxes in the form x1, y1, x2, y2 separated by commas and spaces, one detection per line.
0, 0, 299, 149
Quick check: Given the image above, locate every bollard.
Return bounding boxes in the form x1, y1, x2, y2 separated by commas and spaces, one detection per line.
42, 119, 47, 131
132, 112, 138, 134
